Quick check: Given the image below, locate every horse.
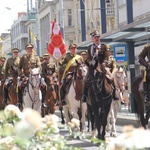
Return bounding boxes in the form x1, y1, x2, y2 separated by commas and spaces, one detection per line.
22, 68, 42, 113
132, 69, 150, 129
106, 65, 129, 137
41, 67, 57, 117
63, 61, 88, 132
86, 64, 113, 140
3, 65, 19, 107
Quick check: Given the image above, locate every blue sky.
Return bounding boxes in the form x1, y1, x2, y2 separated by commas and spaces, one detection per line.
0, 0, 27, 34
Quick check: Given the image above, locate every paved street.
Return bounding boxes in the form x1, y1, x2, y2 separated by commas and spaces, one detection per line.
54, 106, 142, 149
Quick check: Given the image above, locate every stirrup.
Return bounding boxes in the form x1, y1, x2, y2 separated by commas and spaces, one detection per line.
16, 103, 22, 108
61, 99, 66, 106
81, 95, 87, 103
42, 103, 47, 108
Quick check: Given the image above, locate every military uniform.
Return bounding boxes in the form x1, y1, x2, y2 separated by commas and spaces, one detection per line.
107, 56, 117, 72
60, 44, 82, 105
81, 30, 109, 103
17, 44, 48, 108
87, 43, 108, 64
3, 48, 20, 104
138, 43, 150, 102
18, 53, 41, 76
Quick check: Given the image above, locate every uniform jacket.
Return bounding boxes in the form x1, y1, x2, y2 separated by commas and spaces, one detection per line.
4, 57, 20, 79
41, 61, 56, 78
107, 56, 117, 73
60, 53, 82, 78
18, 53, 41, 76
138, 44, 150, 67
87, 44, 108, 64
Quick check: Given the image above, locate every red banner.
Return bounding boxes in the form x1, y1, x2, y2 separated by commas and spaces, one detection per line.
48, 21, 67, 61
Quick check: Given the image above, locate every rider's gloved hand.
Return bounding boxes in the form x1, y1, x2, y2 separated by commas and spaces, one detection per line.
89, 60, 96, 66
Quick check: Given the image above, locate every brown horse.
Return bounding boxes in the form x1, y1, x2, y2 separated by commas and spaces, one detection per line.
87, 64, 113, 140
3, 65, 18, 107
41, 68, 57, 117
132, 70, 150, 129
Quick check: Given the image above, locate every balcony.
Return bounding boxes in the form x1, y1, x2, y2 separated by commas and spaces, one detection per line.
106, 3, 115, 16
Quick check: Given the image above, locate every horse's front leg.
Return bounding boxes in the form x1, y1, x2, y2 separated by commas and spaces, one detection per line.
102, 99, 112, 140
81, 103, 87, 132
94, 108, 102, 139
110, 101, 118, 137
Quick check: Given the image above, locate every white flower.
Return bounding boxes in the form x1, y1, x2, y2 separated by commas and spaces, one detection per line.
15, 120, 35, 138
22, 108, 42, 130
4, 104, 22, 119
71, 118, 80, 127
106, 126, 150, 150
15, 108, 42, 139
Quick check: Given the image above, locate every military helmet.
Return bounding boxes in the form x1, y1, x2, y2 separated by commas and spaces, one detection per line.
12, 48, 19, 52
80, 51, 87, 55
69, 44, 77, 50
43, 53, 50, 59
90, 30, 100, 37
25, 43, 34, 49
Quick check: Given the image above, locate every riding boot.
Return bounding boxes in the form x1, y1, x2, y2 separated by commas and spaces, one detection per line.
41, 87, 47, 108
17, 88, 23, 108
143, 82, 149, 103
2, 88, 8, 104
60, 79, 67, 106
81, 86, 88, 103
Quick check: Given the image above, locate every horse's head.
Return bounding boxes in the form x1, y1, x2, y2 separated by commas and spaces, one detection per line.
75, 60, 88, 80
114, 65, 127, 91
29, 68, 41, 88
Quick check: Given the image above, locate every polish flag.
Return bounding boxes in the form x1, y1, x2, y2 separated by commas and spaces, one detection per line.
48, 21, 67, 61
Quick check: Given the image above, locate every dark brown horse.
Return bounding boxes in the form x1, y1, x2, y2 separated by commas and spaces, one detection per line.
41, 67, 58, 117
87, 65, 113, 140
4, 65, 18, 107
132, 70, 150, 128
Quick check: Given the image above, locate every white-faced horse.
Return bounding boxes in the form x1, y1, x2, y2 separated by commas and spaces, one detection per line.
22, 68, 42, 113
63, 61, 88, 132
106, 65, 129, 137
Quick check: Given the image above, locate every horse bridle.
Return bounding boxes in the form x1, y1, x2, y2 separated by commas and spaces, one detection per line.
27, 73, 41, 106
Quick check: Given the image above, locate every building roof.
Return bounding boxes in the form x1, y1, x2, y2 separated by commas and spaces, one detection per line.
78, 13, 150, 49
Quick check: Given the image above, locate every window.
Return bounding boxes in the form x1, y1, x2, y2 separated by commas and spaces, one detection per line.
118, 0, 126, 6
68, 9, 72, 26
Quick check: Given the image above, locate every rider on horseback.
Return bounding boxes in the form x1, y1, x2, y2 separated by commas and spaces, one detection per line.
81, 30, 109, 103
59, 44, 82, 106
2, 48, 20, 105
17, 43, 47, 108
138, 43, 150, 103
80, 51, 87, 63
106, 47, 126, 104
41, 53, 56, 108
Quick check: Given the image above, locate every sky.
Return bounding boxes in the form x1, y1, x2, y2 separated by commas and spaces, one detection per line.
0, 0, 27, 34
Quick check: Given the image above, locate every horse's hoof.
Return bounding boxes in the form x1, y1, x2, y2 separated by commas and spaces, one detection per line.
61, 120, 65, 124
106, 127, 110, 132
110, 133, 117, 137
